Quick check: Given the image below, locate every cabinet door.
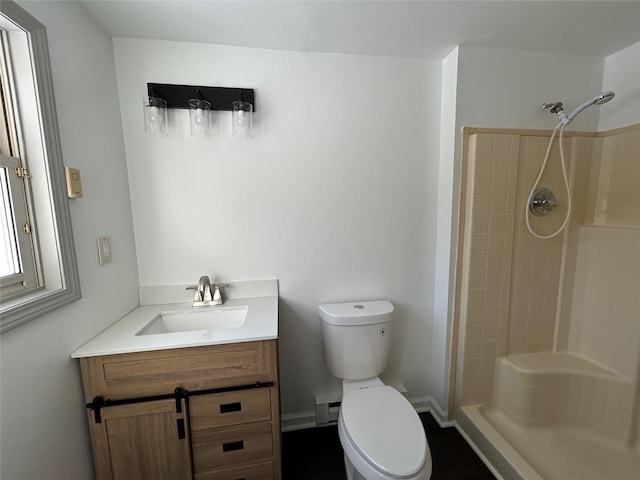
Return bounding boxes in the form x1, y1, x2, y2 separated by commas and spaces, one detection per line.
88, 398, 193, 480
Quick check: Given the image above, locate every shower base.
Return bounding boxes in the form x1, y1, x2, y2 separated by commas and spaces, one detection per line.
458, 352, 640, 479
459, 401, 640, 480
456, 352, 640, 480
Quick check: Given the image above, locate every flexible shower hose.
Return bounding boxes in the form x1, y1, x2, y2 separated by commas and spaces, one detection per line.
525, 125, 572, 239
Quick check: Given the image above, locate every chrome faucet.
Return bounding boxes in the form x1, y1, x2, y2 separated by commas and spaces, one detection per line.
186, 276, 228, 306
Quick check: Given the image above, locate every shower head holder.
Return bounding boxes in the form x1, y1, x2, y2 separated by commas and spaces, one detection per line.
542, 102, 564, 114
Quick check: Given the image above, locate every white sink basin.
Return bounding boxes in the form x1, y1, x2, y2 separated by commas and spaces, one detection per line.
136, 306, 248, 335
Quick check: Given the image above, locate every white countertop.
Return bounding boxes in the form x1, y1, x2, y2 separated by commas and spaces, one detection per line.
71, 279, 278, 358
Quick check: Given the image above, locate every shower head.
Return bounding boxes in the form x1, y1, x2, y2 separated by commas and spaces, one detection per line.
593, 91, 616, 105
565, 91, 615, 123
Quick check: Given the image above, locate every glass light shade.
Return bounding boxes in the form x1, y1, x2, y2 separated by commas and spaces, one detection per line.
232, 100, 253, 138
188, 98, 212, 137
143, 96, 168, 137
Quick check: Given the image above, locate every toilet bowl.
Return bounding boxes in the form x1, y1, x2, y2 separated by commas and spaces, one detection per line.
319, 301, 432, 480
339, 383, 432, 480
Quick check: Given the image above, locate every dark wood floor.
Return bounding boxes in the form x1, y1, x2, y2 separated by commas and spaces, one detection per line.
282, 412, 496, 480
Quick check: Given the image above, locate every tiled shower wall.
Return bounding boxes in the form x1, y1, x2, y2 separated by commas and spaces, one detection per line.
456, 125, 640, 407
458, 133, 518, 406
590, 128, 640, 227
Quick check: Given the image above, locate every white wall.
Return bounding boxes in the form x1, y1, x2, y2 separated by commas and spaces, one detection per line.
0, 2, 139, 479
600, 41, 640, 131
431, 47, 459, 415
113, 38, 442, 416
456, 46, 605, 131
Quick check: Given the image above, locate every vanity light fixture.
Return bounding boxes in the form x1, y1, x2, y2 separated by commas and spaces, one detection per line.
145, 83, 255, 138
143, 87, 168, 137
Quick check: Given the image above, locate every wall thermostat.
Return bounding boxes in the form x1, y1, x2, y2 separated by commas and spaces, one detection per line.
65, 166, 83, 198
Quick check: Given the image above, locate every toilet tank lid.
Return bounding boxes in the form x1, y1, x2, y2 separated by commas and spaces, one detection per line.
318, 300, 394, 325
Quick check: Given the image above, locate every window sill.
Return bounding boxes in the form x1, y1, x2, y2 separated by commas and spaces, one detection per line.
1, 285, 81, 333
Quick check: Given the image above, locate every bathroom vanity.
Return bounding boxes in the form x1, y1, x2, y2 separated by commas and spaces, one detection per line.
72, 280, 280, 480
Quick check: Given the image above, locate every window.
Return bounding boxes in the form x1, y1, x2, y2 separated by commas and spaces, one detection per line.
1, 34, 38, 299
0, 1, 80, 333
1, 154, 38, 295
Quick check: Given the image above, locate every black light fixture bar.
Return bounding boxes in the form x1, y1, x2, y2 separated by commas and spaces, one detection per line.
147, 83, 255, 112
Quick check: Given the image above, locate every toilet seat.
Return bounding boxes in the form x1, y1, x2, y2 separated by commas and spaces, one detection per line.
340, 386, 427, 478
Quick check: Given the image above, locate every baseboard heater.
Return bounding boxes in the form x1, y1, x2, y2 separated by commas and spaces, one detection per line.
315, 396, 342, 426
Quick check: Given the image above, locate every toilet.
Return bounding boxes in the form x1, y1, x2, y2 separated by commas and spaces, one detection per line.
319, 300, 432, 480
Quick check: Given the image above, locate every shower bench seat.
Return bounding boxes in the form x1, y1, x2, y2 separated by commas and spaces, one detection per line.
493, 352, 633, 440
505, 351, 624, 378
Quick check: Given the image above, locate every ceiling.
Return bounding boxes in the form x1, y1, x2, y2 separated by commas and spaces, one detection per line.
81, 1, 640, 60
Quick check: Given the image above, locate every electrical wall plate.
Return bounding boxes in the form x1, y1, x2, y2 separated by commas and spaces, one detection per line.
97, 236, 112, 265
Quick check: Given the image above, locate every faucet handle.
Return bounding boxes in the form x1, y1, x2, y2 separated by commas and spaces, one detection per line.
212, 283, 228, 304
185, 285, 202, 302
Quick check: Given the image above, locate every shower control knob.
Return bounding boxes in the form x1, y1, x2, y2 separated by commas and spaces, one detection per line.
529, 188, 557, 217
544, 198, 557, 211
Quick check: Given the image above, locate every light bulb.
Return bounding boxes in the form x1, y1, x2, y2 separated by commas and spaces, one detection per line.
194, 108, 206, 126
143, 96, 167, 136
148, 106, 162, 125
235, 110, 247, 128
232, 99, 252, 138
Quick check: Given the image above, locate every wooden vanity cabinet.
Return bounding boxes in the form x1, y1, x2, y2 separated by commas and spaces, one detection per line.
79, 340, 281, 480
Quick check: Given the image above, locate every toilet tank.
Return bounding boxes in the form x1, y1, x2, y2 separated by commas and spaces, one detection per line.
318, 300, 393, 381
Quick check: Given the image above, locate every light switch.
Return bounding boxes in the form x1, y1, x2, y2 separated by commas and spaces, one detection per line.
97, 236, 112, 265
65, 167, 83, 198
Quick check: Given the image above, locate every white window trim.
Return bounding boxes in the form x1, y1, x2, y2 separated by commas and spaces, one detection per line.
0, 1, 81, 333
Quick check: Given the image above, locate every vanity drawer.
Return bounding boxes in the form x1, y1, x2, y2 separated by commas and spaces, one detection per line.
192, 422, 273, 472
190, 388, 272, 431
194, 461, 273, 480
79, 341, 276, 400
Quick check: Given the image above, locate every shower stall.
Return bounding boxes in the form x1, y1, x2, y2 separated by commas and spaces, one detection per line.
453, 105, 640, 479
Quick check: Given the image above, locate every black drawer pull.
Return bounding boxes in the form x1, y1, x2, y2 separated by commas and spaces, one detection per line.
222, 440, 244, 452
220, 401, 242, 413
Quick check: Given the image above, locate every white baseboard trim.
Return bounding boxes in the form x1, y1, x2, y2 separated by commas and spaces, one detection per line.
281, 395, 454, 432
408, 396, 455, 427
408, 395, 432, 413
